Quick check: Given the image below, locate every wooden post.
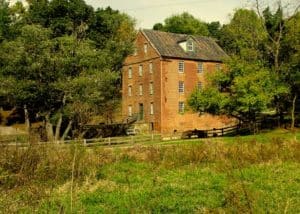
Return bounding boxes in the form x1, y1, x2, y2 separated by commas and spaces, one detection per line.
83, 139, 87, 146
221, 128, 224, 136
108, 137, 111, 145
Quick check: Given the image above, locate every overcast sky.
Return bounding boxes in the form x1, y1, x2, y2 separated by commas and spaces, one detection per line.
11, 0, 298, 29
85, 0, 249, 28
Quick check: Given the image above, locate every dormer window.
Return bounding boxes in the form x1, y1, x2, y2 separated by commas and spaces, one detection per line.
179, 38, 194, 52
187, 40, 194, 52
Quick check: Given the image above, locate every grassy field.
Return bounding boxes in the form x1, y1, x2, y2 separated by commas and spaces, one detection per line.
0, 129, 299, 213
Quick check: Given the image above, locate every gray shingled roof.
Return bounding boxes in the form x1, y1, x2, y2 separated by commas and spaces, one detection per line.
142, 29, 228, 62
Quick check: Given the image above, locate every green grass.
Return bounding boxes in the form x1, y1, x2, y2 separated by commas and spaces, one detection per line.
0, 129, 299, 213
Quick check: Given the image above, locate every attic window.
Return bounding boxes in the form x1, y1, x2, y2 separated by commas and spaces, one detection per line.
187, 40, 194, 52
144, 43, 148, 53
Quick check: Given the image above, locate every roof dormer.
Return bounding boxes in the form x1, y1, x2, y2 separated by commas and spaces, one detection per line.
179, 37, 195, 52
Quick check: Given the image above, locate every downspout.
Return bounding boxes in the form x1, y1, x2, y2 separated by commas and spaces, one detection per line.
160, 58, 163, 134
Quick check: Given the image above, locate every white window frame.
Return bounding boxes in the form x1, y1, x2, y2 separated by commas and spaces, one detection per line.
149, 62, 153, 74
178, 81, 184, 93
128, 85, 132, 96
187, 40, 194, 52
179, 102, 185, 113
150, 102, 154, 115
139, 84, 143, 96
139, 65, 143, 76
149, 82, 154, 95
197, 62, 203, 73
133, 47, 137, 56
178, 61, 184, 73
144, 43, 148, 53
128, 66, 132, 79
128, 105, 132, 116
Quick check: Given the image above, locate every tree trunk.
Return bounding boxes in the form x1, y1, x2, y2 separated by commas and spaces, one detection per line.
61, 120, 72, 141
45, 114, 54, 142
55, 112, 62, 141
291, 94, 297, 130
24, 105, 30, 133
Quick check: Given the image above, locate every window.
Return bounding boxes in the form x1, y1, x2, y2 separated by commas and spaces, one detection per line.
144, 43, 148, 53
128, 86, 132, 96
178, 61, 184, 73
139, 65, 143, 76
128, 67, 132, 78
187, 40, 194, 51
215, 63, 221, 71
139, 84, 143, 96
198, 82, 203, 90
150, 102, 154, 115
149, 82, 154, 95
179, 81, 184, 93
179, 102, 185, 113
128, 105, 132, 116
133, 47, 137, 56
149, 62, 153, 74
139, 103, 144, 120
198, 62, 203, 73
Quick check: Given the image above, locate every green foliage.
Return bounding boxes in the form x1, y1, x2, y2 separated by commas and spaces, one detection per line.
189, 58, 288, 121
188, 87, 228, 115
153, 12, 209, 36
0, 0, 11, 41
219, 9, 267, 61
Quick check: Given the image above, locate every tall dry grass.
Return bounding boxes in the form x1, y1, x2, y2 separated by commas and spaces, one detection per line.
0, 137, 299, 212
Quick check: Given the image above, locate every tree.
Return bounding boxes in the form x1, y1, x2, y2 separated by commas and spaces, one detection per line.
0, 0, 11, 42
281, 12, 300, 129
188, 58, 287, 131
88, 7, 136, 71
152, 12, 209, 36
206, 21, 221, 39
219, 9, 267, 61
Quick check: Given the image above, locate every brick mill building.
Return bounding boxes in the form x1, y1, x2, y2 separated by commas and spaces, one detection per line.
122, 30, 231, 134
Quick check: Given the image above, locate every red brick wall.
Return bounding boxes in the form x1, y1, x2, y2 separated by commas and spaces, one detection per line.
122, 32, 162, 132
122, 31, 233, 134
160, 59, 232, 134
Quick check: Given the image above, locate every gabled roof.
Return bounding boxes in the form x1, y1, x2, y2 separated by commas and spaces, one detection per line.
142, 29, 228, 62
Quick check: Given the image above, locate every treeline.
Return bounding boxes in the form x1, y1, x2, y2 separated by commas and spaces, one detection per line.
152, 5, 299, 129
0, 0, 299, 140
0, 0, 136, 141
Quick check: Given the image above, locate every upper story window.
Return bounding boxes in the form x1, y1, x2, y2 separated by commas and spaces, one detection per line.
133, 47, 137, 56
128, 86, 132, 96
198, 82, 203, 90
178, 61, 184, 73
187, 40, 194, 52
128, 66, 132, 78
178, 101, 185, 113
149, 62, 153, 74
128, 105, 132, 116
178, 81, 184, 93
215, 63, 221, 71
198, 62, 203, 73
149, 82, 154, 95
144, 43, 148, 54
150, 102, 154, 115
139, 84, 143, 96
139, 65, 143, 76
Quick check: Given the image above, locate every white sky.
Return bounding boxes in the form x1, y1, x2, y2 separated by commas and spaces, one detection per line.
10, 0, 298, 29
85, 0, 249, 28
